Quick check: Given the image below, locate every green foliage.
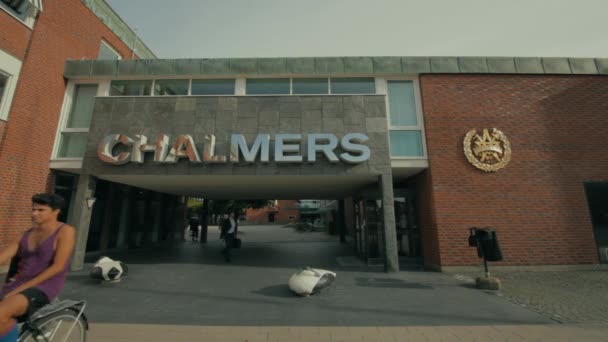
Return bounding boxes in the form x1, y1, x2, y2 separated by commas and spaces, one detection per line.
209, 199, 273, 215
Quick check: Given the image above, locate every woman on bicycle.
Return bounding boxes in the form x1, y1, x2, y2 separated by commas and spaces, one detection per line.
0, 193, 76, 342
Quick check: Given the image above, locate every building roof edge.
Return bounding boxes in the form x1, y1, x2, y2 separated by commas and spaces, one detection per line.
64, 56, 608, 78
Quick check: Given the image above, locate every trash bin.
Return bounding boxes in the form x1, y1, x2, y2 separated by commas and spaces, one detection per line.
469, 227, 503, 262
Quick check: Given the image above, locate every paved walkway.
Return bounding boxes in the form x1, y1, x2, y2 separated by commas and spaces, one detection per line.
87, 323, 608, 341
62, 225, 608, 340
451, 268, 608, 324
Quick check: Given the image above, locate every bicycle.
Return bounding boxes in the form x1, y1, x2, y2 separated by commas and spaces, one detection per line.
18, 299, 88, 342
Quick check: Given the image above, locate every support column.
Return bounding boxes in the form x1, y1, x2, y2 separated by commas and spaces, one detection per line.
151, 195, 161, 243
68, 175, 97, 271
200, 199, 209, 243
338, 199, 346, 243
380, 174, 399, 273
116, 188, 131, 248
99, 183, 115, 251
174, 196, 187, 241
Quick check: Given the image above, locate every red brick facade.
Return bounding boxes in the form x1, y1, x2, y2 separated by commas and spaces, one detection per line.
0, 10, 30, 60
417, 75, 608, 268
0, 0, 138, 248
245, 200, 299, 224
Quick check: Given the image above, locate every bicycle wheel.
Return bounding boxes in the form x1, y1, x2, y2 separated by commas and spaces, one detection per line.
19, 309, 86, 342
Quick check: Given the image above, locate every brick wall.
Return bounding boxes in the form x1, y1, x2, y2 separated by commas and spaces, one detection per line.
0, 9, 30, 60
419, 74, 608, 267
0, 0, 137, 248
245, 200, 300, 224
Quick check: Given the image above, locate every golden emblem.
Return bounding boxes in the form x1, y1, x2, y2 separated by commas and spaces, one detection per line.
463, 128, 511, 172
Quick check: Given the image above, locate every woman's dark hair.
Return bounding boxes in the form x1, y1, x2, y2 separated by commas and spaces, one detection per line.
32, 193, 65, 211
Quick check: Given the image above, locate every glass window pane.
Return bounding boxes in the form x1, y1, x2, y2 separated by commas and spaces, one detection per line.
331, 78, 375, 94
246, 79, 289, 95
97, 42, 121, 60
0, 73, 7, 104
58, 133, 88, 158
388, 81, 417, 126
292, 78, 328, 94
389, 130, 423, 157
154, 79, 189, 96
110, 80, 152, 96
66, 84, 97, 128
191, 79, 235, 95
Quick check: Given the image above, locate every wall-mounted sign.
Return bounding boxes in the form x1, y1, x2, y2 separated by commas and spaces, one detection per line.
98, 133, 371, 165
463, 128, 511, 172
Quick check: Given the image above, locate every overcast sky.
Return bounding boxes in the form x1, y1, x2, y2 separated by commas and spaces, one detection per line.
107, 0, 608, 59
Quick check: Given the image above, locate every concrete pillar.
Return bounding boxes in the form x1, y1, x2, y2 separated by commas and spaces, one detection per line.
338, 199, 346, 243
69, 175, 97, 271
200, 199, 209, 243
380, 174, 399, 273
116, 188, 131, 248
99, 183, 116, 251
151, 199, 161, 243
174, 196, 187, 241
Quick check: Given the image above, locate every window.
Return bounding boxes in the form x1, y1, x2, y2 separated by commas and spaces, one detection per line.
98, 41, 121, 60
388, 81, 417, 126
110, 80, 152, 96
246, 78, 289, 95
0, 49, 21, 121
1, 0, 27, 14
154, 79, 189, 96
331, 78, 375, 94
0, 0, 42, 28
386, 80, 424, 157
292, 78, 328, 94
191, 79, 235, 95
0, 73, 7, 106
56, 84, 98, 158
389, 131, 423, 157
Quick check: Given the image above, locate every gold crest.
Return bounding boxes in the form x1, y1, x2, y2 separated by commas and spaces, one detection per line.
463, 128, 511, 172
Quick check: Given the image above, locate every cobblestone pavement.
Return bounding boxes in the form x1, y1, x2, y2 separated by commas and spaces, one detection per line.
451, 269, 608, 324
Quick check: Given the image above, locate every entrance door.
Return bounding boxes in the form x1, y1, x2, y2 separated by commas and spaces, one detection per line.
53, 172, 77, 223
585, 182, 608, 263
268, 212, 275, 223
394, 190, 421, 257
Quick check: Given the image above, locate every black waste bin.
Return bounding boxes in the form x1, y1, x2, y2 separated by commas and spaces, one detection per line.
469, 227, 503, 262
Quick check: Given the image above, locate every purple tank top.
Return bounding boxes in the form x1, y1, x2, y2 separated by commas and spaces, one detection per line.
1, 224, 70, 301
